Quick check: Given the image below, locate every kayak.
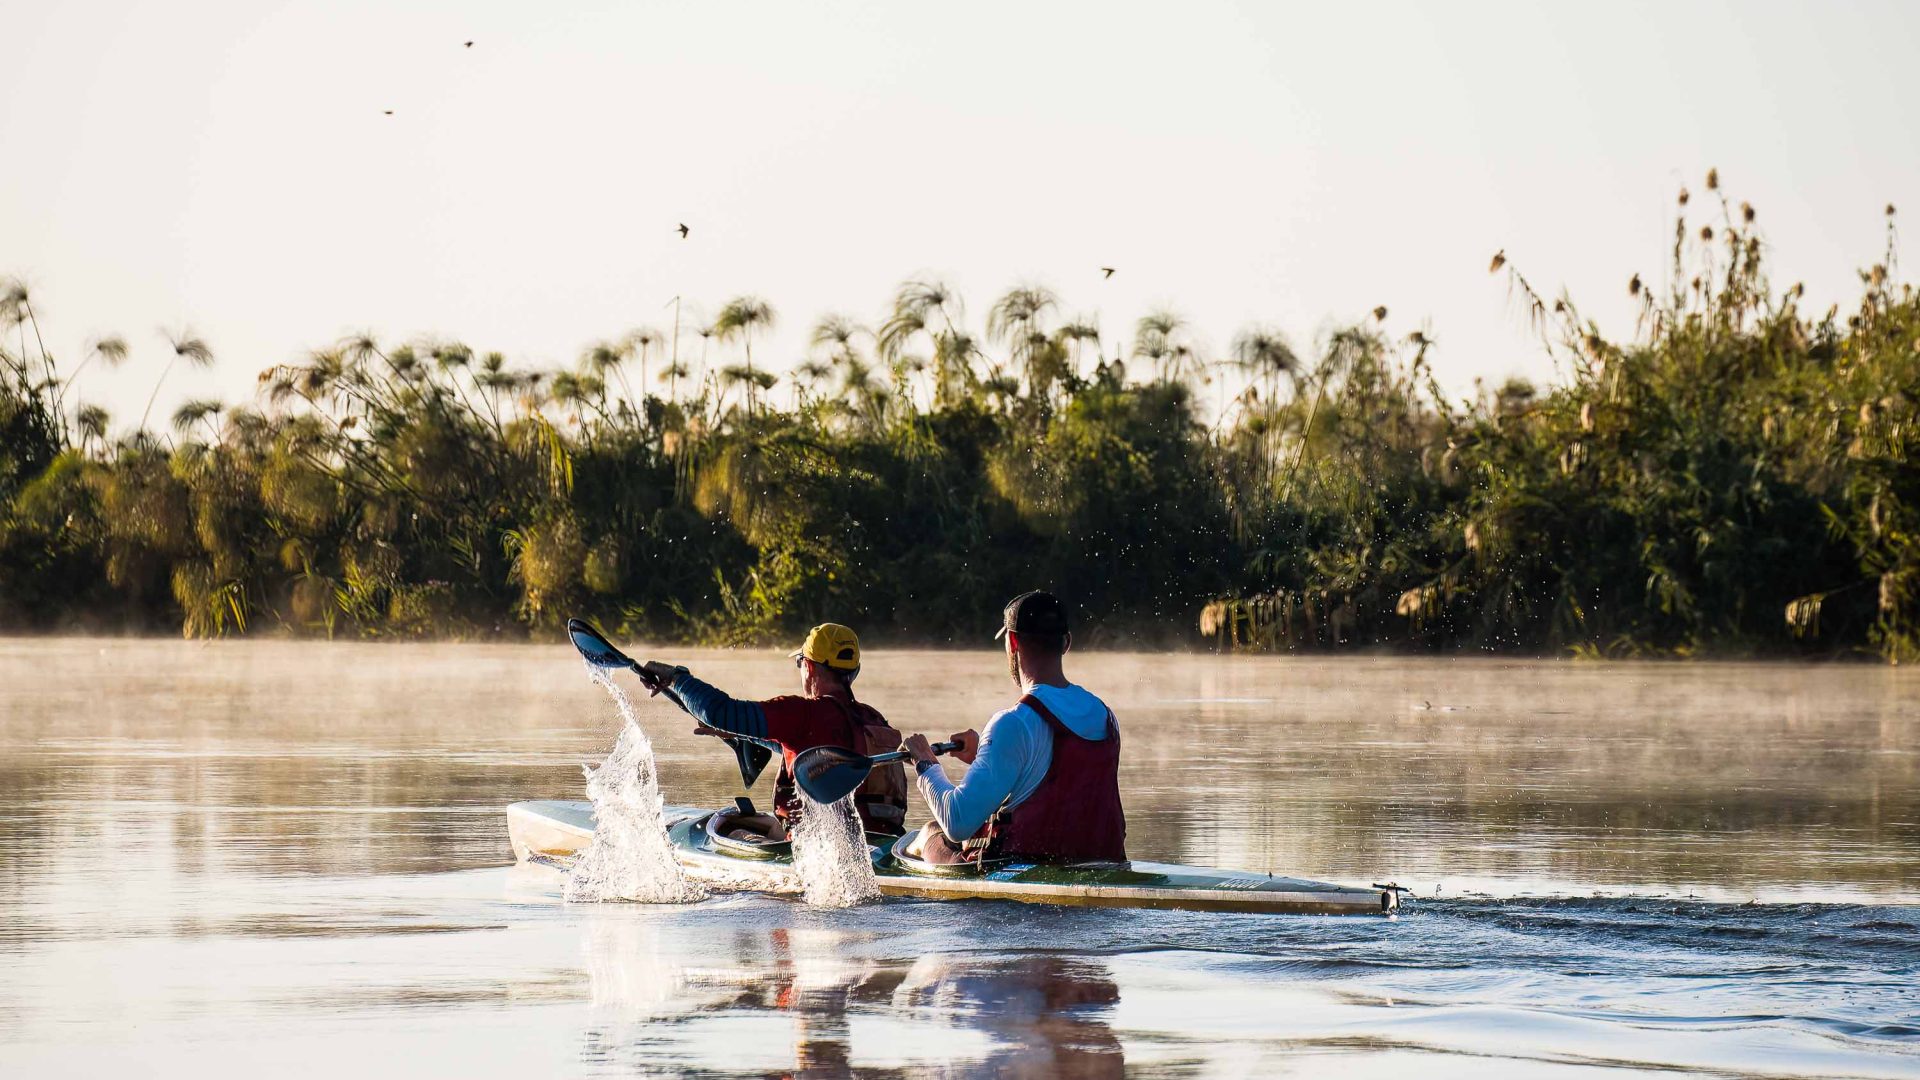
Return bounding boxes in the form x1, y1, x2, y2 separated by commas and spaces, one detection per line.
506, 800, 1399, 915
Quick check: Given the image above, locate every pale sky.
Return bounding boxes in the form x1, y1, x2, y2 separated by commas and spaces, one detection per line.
4, 0, 1917, 430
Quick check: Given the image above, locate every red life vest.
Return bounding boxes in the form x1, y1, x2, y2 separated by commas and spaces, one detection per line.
770, 697, 908, 836
994, 692, 1127, 862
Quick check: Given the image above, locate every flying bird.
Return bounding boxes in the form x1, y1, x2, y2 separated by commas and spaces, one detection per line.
383, 109, 394, 116
1101, 267, 1115, 278
464, 41, 473, 48
678, 223, 690, 238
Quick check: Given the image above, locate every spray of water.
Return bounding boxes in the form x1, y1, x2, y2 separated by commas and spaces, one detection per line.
563, 666, 707, 904
789, 791, 882, 907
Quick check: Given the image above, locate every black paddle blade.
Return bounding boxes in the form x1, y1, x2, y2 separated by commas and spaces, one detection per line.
792, 744, 873, 805
567, 618, 633, 670
733, 738, 775, 788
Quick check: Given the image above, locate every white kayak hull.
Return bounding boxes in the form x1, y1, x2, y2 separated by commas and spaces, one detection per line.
507, 800, 1398, 916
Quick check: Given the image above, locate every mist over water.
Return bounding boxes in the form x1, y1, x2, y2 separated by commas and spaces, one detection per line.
0, 638, 1915, 1077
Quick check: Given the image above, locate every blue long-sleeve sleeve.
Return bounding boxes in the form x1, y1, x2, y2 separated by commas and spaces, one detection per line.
669, 672, 769, 740
914, 684, 1111, 843
917, 704, 1047, 841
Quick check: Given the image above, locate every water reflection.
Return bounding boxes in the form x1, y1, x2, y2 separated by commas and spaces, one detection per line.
895, 955, 1123, 1078
578, 910, 1125, 1077
3, 638, 1919, 1078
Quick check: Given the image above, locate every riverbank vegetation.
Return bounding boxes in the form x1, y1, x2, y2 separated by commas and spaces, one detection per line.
3, 177, 1914, 660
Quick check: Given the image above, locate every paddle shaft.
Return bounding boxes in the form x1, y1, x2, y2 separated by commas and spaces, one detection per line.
630, 663, 689, 713
631, 665, 783, 757
566, 618, 779, 758
791, 739, 966, 803
870, 741, 960, 766
646, 668, 780, 785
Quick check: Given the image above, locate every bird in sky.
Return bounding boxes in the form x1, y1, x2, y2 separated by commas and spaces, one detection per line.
1101, 267, 1115, 278
383, 109, 394, 116
678, 223, 690, 238
464, 41, 473, 48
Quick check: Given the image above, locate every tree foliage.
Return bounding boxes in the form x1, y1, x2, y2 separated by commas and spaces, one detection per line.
2, 181, 1914, 659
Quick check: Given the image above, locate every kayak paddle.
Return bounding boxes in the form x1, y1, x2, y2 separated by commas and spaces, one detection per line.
567, 617, 672, 681
793, 741, 960, 805
565, 617, 776, 788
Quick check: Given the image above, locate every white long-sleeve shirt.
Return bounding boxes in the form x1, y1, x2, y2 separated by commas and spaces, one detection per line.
915, 682, 1113, 842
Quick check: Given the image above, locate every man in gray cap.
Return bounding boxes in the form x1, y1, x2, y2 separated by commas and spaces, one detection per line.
903, 591, 1127, 864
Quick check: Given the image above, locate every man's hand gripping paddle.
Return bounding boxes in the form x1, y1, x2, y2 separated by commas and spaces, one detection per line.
566, 617, 776, 788
792, 741, 960, 805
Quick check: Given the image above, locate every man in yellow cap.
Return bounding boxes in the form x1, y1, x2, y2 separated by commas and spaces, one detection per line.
646, 624, 908, 836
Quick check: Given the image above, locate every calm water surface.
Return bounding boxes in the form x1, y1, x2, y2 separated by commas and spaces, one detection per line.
1, 638, 1915, 1078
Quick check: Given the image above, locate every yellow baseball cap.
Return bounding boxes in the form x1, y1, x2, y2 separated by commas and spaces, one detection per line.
793, 623, 861, 670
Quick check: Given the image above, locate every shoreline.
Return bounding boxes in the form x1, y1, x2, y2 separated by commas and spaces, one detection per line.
0, 630, 1904, 666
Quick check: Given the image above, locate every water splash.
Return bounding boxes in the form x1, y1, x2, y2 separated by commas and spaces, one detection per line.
563, 666, 707, 904
790, 792, 881, 907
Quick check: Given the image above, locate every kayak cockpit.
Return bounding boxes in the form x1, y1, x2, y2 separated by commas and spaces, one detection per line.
705, 798, 791, 859
889, 827, 1012, 877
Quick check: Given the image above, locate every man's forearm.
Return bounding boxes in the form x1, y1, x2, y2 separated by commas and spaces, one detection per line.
669, 672, 770, 739
916, 758, 1011, 841
915, 764, 964, 838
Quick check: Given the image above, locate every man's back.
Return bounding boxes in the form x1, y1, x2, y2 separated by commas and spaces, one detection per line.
673, 675, 908, 834
994, 688, 1125, 861
906, 588, 1126, 862
918, 683, 1113, 843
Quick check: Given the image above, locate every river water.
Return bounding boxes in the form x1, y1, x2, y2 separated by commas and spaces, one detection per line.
1, 638, 1914, 1078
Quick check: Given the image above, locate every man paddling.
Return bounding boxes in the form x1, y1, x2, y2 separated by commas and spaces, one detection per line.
902, 591, 1127, 864
647, 623, 909, 837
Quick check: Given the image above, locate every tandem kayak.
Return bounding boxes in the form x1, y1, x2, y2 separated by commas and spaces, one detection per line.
507, 800, 1399, 915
